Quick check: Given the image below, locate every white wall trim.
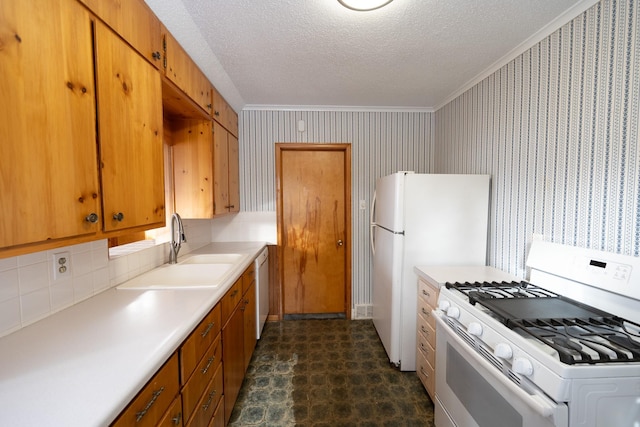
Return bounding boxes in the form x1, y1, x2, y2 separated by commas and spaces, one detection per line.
434, 0, 600, 111
242, 104, 435, 113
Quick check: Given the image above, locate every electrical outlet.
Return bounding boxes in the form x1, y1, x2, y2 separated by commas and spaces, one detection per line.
359, 199, 366, 210
53, 252, 71, 281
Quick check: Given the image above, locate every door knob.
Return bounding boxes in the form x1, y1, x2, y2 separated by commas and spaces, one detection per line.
337, 240, 344, 247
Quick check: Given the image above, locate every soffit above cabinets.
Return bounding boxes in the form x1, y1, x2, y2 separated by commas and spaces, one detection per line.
145, 0, 597, 111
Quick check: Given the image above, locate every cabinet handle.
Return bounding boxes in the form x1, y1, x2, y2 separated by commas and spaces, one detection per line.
420, 367, 429, 378
200, 322, 215, 338
214, 110, 220, 116
152, 51, 161, 60
112, 212, 124, 222
202, 389, 217, 412
207, 103, 212, 110
85, 213, 99, 223
201, 355, 215, 375
422, 290, 430, 297
171, 412, 182, 425
421, 308, 430, 317
135, 386, 164, 422
225, 205, 235, 209
420, 343, 429, 355
421, 325, 429, 336
231, 289, 239, 297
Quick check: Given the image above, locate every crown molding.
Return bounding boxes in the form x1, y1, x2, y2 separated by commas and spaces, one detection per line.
241, 104, 435, 113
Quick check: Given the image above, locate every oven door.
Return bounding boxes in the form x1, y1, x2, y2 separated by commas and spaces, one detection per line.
434, 315, 568, 427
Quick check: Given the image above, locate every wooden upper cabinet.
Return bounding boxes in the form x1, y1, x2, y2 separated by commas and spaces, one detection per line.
163, 31, 213, 115
172, 120, 215, 218
213, 122, 230, 216
212, 87, 238, 137
227, 133, 240, 214
0, 0, 100, 248
77, 0, 163, 70
94, 22, 165, 232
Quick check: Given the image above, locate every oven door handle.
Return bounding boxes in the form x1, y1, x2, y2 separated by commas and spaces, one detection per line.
435, 314, 561, 420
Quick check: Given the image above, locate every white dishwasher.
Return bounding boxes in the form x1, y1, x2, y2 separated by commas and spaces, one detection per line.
255, 247, 269, 339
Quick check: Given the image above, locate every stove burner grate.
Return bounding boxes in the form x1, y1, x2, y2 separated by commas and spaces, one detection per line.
445, 280, 640, 365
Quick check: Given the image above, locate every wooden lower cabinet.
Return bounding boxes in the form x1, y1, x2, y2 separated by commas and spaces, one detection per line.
113, 262, 259, 427
416, 278, 439, 399
222, 302, 244, 425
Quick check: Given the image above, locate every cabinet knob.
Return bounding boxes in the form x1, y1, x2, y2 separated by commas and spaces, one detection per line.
214, 111, 220, 116
207, 103, 212, 110
112, 212, 124, 222
337, 240, 344, 247
85, 213, 99, 223
152, 51, 161, 60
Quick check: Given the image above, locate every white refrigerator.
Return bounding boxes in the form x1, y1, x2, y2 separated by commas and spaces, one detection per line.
370, 172, 490, 371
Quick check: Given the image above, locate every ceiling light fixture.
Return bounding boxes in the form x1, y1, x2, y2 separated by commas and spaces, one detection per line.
338, 0, 393, 11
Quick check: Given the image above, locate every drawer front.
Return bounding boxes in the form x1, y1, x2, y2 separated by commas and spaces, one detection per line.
207, 399, 224, 427
112, 353, 179, 427
185, 363, 224, 427
417, 298, 436, 330
180, 304, 221, 384
158, 396, 183, 427
418, 279, 438, 307
418, 316, 436, 348
182, 335, 222, 423
242, 263, 256, 294
221, 277, 243, 324
416, 351, 435, 399
417, 330, 436, 368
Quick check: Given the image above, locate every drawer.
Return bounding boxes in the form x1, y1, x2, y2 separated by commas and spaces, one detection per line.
112, 353, 179, 427
417, 330, 436, 367
207, 399, 224, 427
185, 363, 224, 427
180, 304, 221, 385
418, 279, 438, 307
417, 297, 436, 330
242, 262, 256, 294
416, 351, 435, 399
182, 335, 222, 423
158, 396, 183, 427
418, 316, 436, 348
221, 277, 243, 325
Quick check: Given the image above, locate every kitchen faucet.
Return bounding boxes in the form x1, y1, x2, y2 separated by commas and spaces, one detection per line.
169, 213, 186, 264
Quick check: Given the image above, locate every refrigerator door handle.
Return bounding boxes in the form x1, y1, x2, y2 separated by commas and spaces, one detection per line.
370, 190, 377, 255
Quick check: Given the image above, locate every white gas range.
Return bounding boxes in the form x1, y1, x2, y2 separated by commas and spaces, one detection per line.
421, 241, 640, 427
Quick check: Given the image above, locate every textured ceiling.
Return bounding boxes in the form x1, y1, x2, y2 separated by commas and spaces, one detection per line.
145, 0, 597, 111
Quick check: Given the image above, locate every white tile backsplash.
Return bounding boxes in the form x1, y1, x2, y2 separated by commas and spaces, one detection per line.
210, 212, 277, 243
18, 262, 49, 294
20, 288, 51, 325
0, 297, 21, 336
0, 269, 19, 303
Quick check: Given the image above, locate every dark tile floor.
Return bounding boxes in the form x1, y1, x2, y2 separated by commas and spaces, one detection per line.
228, 319, 435, 426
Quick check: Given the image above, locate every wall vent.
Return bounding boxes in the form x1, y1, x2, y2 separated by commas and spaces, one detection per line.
354, 304, 373, 319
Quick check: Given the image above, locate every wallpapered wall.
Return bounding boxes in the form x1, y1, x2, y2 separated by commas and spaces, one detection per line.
238, 110, 434, 306
238, 0, 639, 306
435, 0, 640, 277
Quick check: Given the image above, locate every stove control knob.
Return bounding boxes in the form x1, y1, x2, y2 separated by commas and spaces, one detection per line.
438, 300, 451, 311
446, 306, 460, 319
494, 343, 513, 360
512, 357, 534, 376
467, 322, 483, 336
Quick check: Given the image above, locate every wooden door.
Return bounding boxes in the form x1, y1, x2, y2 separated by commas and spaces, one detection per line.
276, 144, 351, 317
94, 22, 165, 232
0, 0, 100, 248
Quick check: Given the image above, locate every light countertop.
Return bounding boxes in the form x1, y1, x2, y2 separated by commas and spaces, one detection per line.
414, 265, 519, 288
0, 241, 266, 427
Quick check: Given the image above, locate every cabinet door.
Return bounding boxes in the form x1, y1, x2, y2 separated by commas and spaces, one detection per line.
212, 122, 229, 216
77, 0, 163, 69
227, 133, 240, 214
164, 32, 212, 115
0, 0, 100, 248
94, 22, 165, 232
242, 282, 257, 371
222, 306, 244, 425
172, 120, 214, 218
